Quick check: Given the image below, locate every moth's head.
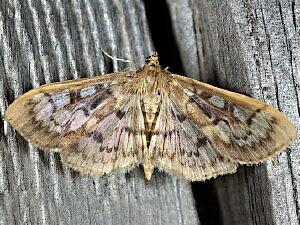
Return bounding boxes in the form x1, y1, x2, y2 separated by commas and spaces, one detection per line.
138, 52, 164, 94
144, 52, 161, 71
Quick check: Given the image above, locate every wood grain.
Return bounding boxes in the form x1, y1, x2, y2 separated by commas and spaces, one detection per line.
1, 0, 299, 224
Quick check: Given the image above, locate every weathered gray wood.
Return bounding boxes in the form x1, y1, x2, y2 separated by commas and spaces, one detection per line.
2, 0, 299, 224
166, 0, 216, 83
0, 1, 200, 225
167, 0, 300, 224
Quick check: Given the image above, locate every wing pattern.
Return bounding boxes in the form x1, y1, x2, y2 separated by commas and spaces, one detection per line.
149, 97, 237, 181
169, 74, 296, 164
5, 72, 147, 175
5, 53, 296, 181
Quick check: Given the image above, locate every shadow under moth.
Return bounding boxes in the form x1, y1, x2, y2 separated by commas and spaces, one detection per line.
5, 53, 297, 181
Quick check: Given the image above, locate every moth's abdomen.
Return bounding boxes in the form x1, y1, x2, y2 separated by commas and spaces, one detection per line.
141, 94, 161, 144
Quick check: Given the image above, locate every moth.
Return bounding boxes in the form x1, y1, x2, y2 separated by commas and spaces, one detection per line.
5, 53, 297, 181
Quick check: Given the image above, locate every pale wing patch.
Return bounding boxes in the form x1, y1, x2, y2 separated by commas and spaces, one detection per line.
149, 97, 237, 181
32, 82, 117, 133
171, 74, 297, 164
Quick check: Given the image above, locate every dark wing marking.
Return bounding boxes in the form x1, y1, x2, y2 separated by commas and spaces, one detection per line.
170, 74, 297, 164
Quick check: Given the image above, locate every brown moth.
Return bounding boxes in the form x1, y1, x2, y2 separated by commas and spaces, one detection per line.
5, 53, 297, 181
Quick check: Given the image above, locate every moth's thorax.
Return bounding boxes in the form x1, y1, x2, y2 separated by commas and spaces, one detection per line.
136, 68, 163, 94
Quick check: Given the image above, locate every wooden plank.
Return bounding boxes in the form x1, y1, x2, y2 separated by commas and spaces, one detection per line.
167, 0, 300, 224
0, 1, 200, 224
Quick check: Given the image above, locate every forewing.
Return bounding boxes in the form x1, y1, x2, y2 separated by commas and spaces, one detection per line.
149, 97, 237, 181
170, 74, 297, 164
5, 72, 146, 175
